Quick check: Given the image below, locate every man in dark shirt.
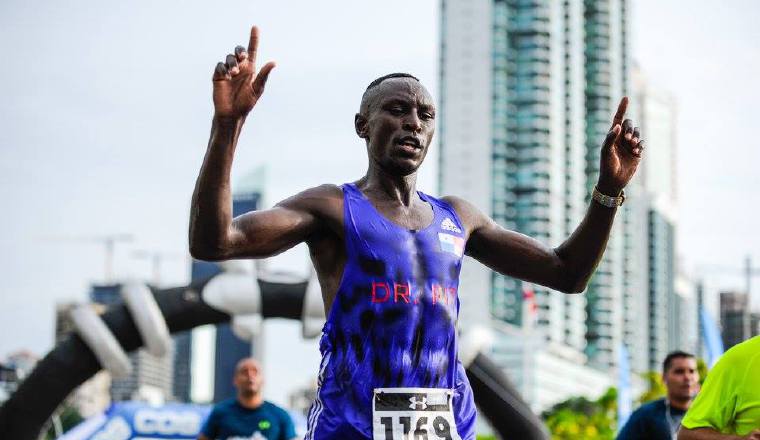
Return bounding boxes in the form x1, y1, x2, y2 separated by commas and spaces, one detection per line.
199, 358, 297, 440
617, 351, 701, 440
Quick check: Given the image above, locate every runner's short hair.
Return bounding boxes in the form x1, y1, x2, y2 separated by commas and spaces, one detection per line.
365, 73, 419, 91
360, 73, 420, 114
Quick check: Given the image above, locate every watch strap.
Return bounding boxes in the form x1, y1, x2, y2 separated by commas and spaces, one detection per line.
592, 186, 625, 208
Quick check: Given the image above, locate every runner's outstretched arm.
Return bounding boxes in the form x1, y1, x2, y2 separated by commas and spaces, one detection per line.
450, 97, 644, 294
189, 26, 327, 261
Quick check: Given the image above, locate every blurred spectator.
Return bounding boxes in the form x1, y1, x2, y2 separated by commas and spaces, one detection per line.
618, 351, 700, 439
198, 358, 297, 440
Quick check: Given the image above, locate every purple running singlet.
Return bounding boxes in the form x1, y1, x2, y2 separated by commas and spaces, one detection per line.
305, 183, 476, 440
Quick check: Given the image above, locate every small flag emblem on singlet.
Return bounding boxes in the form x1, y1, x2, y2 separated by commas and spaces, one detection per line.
438, 233, 465, 257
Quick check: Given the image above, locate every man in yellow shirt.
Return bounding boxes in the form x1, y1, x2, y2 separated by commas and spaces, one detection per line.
678, 335, 760, 439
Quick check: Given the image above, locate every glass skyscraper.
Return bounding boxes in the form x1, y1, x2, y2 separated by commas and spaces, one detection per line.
634, 70, 681, 371
89, 284, 175, 403
187, 190, 261, 403
180, 167, 266, 402
439, 0, 635, 369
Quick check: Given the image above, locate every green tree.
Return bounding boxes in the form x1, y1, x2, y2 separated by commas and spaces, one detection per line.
542, 358, 711, 440
637, 370, 666, 405
696, 358, 708, 385
542, 387, 618, 440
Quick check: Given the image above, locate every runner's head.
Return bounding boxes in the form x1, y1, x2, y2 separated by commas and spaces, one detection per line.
662, 351, 699, 403
355, 73, 435, 176
233, 357, 263, 398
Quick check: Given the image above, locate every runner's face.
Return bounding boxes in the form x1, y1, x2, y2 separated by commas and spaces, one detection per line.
234, 359, 263, 397
360, 79, 435, 176
663, 357, 699, 401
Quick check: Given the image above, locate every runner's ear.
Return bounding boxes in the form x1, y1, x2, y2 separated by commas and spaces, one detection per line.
355, 113, 369, 139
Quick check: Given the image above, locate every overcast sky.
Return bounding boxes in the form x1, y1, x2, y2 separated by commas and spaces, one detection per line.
1, 0, 758, 405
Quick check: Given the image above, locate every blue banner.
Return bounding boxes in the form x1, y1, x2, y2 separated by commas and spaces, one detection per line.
700, 307, 724, 367
617, 344, 632, 431
59, 402, 212, 440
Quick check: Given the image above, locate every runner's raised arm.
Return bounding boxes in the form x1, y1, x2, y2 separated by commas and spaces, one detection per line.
189, 26, 326, 261
447, 97, 643, 293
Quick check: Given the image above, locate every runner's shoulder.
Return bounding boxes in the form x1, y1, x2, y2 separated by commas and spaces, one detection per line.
720, 334, 760, 366
440, 195, 490, 233
276, 184, 343, 217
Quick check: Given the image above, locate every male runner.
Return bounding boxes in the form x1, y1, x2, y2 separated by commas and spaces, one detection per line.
677, 335, 760, 439
189, 26, 644, 440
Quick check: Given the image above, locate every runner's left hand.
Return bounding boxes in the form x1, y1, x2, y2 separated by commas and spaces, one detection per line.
212, 26, 276, 120
596, 97, 644, 195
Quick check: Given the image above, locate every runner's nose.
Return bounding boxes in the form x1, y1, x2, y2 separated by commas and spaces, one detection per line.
403, 112, 422, 133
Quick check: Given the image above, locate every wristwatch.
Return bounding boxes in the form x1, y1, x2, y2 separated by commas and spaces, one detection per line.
592, 186, 625, 208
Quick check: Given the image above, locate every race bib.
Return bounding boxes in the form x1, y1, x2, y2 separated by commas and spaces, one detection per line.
372, 387, 461, 440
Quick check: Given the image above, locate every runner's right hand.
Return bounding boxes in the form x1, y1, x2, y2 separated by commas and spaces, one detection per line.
212, 25, 275, 120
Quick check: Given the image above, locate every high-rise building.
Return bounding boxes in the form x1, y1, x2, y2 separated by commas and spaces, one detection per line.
172, 270, 215, 403
211, 322, 251, 402
88, 284, 175, 404
89, 283, 122, 306
439, 0, 633, 369
437, 0, 496, 331
720, 291, 751, 349
633, 69, 679, 371
486, 322, 619, 413
55, 302, 112, 416
618, 177, 649, 373
440, 0, 584, 350
0, 351, 38, 403
110, 348, 174, 404
0, 364, 18, 403
645, 207, 675, 369
172, 331, 192, 402
672, 271, 699, 355
184, 167, 265, 403
581, 0, 633, 371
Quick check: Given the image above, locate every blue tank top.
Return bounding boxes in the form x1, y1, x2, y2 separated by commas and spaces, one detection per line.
305, 183, 476, 440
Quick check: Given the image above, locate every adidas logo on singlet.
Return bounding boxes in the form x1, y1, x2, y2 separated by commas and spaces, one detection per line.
441, 217, 462, 234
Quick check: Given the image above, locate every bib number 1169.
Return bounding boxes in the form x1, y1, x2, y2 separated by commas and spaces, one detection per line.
379, 415, 454, 440
372, 388, 461, 440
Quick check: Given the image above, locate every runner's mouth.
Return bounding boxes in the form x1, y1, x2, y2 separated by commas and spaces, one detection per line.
396, 136, 421, 148
395, 136, 422, 154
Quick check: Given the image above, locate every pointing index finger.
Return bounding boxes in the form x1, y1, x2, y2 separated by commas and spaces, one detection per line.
247, 26, 260, 66
612, 96, 629, 128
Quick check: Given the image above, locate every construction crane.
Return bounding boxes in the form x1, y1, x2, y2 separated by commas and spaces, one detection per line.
130, 249, 183, 285
47, 233, 134, 282
698, 255, 760, 307
698, 255, 760, 342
